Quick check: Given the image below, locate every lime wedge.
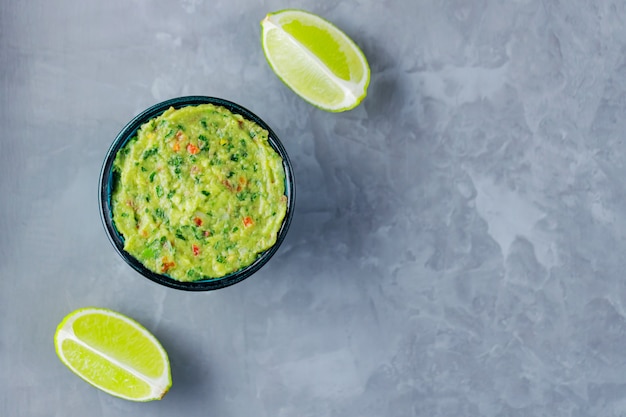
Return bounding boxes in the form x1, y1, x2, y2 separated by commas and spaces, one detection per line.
54, 307, 172, 401
261, 9, 370, 112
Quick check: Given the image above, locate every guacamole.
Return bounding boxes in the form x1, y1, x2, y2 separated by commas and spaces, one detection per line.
111, 104, 287, 282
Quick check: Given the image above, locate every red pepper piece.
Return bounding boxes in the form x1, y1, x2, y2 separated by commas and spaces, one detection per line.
243, 216, 253, 228
187, 143, 200, 155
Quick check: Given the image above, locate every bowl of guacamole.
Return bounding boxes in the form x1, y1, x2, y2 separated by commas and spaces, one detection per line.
99, 96, 295, 291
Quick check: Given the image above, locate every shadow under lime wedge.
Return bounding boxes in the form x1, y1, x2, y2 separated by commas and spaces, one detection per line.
261, 9, 370, 112
54, 307, 172, 402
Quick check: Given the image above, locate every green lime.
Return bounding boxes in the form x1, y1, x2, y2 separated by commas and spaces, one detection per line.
261, 9, 370, 112
54, 307, 172, 401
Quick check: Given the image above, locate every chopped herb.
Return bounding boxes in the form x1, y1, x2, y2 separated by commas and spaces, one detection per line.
140, 166, 147, 172
230, 154, 239, 162
201, 190, 211, 197
155, 185, 164, 197
155, 208, 166, 219
216, 255, 226, 264
175, 229, 186, 241
200, 119, 208, 129
249, 130, 257, 138
192, 227, 205, 240
168, 155, 183, 167
167, 190, 176, 199
149, 172, 156, 182
142, 147, 158, 159
227, 171, 235, 178
198, 135, 209, 149
164, 130, 175, 139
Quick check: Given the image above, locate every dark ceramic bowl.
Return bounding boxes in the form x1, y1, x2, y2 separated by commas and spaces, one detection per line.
99, 96, 295, 291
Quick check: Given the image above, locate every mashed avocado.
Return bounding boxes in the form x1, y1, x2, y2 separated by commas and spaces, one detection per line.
111, 104, 287, 282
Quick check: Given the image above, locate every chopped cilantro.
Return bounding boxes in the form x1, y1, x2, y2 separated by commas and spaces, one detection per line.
142, 147, 158, 159
168, 155, 183, 167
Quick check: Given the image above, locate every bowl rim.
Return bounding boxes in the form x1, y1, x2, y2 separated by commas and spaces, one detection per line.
98, 96, 295, 291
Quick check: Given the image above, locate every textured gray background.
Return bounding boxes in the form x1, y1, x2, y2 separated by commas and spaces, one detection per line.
3, 0, 626, 416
